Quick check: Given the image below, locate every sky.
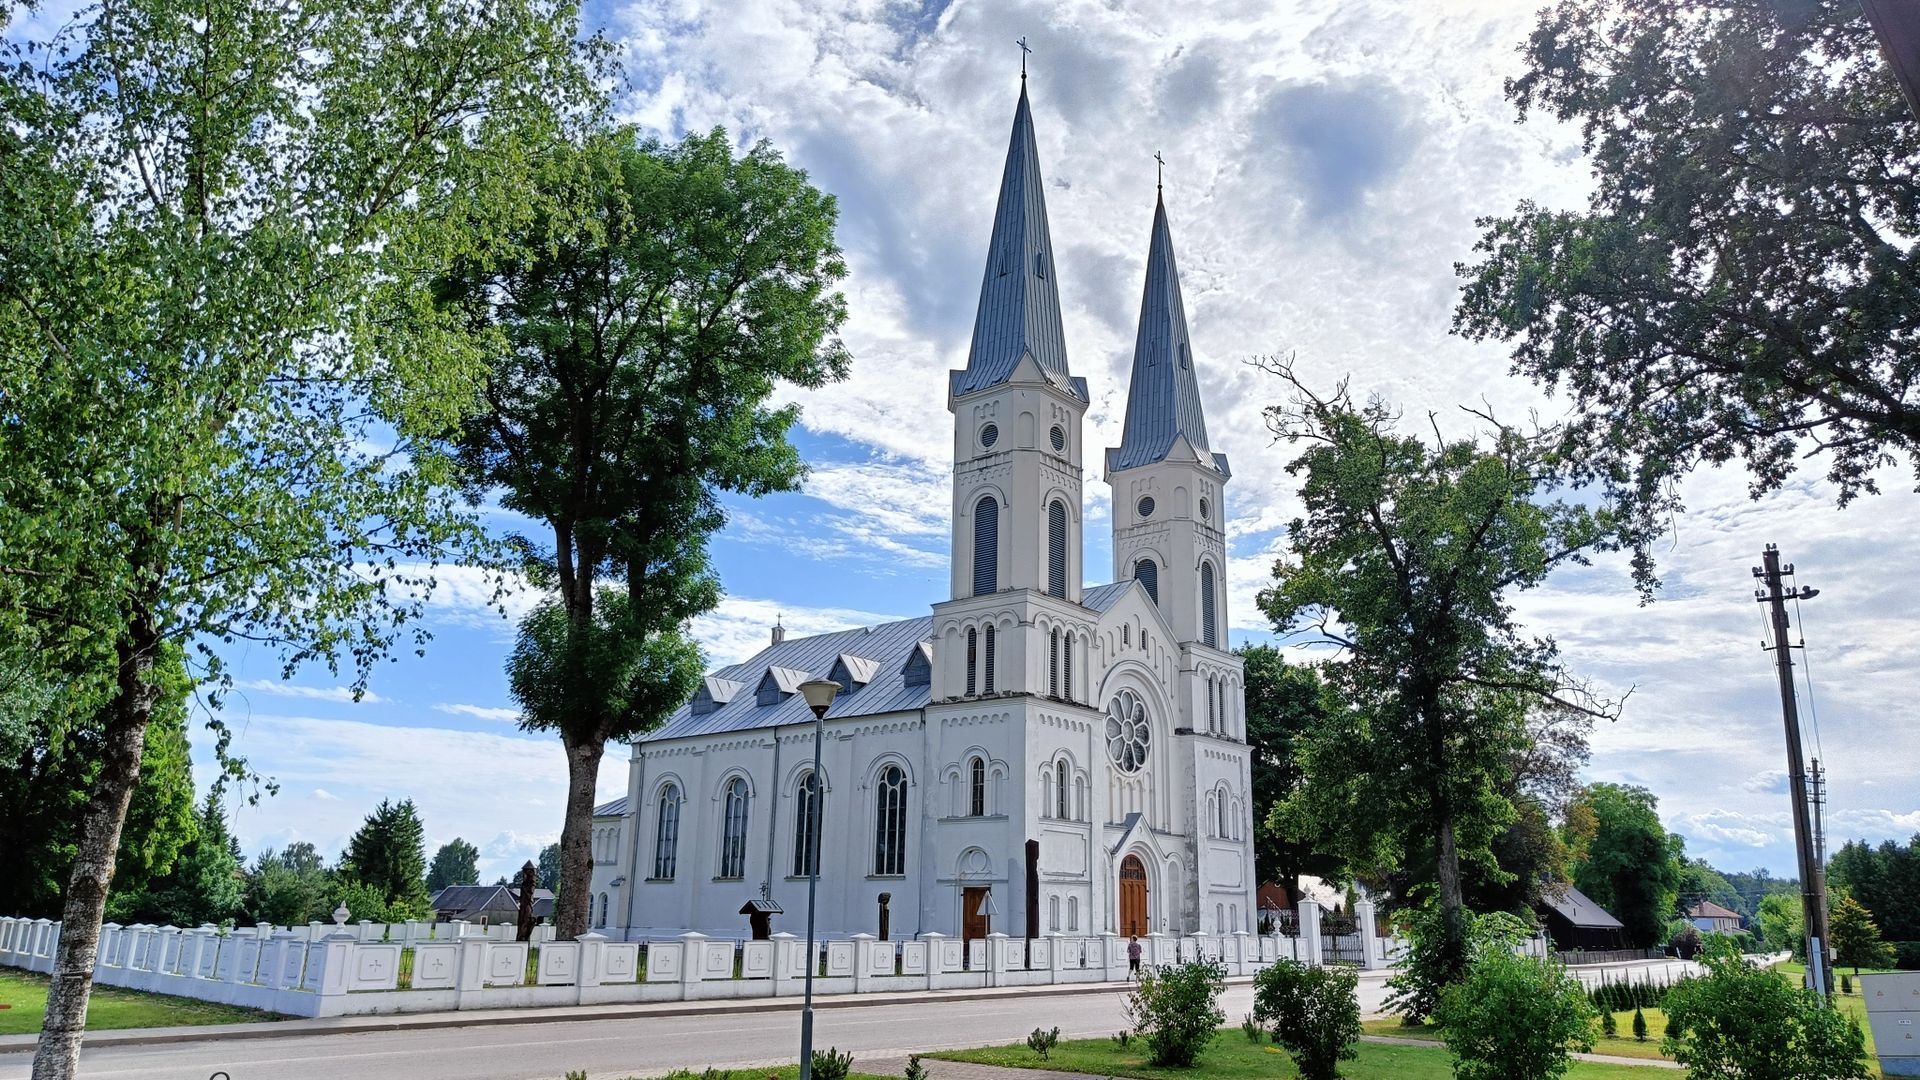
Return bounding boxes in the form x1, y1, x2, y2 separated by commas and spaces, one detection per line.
170, 0, 1917, 886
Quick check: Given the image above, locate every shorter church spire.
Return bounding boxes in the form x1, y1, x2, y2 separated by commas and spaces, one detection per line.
1108, 193, 1220, 475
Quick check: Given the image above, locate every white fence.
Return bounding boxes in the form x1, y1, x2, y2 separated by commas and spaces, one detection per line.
0, 903, 1397, 1019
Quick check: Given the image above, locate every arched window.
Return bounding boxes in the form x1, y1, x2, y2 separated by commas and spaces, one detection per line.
1049, 628, 1060, 697
1134, 558, 1159, 605
719, 778, 750, 879
983, 625, 996, 694
792, 771, 821, 877
1218, 787, 1232, 839
973, 495, 999, 596
1074, 774, 1086, 821
966, 627, 977, 696
1049, 895, 1061, 931
969, 756, 987, 817
1063, 633, 1073, 703
875, 766, 908, 875
1056, 760, 1071, 820
1207, 677, 1217, 733
1200, 562, 1219, 648
653, 783, 681, 879
1216, 903, 1225, 933
1068, 895, 1080, 931
1047, 500, 1068, 598
595, 893, 607, 928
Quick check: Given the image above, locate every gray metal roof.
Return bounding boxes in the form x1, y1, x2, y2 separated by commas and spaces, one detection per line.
643, 616, 936, 744
1083, 580, 1134, 613
1107, 195, 1224, 476
953, 81, 1084, 404
1540, 884, 1625, 930
593, 796, 629, 817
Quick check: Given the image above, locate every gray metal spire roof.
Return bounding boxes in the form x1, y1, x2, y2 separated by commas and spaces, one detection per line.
1107, 194, 1226, 476
953, 80, 1086, 403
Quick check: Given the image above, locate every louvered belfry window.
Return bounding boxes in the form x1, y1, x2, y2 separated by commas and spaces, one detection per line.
966, 628, 978, 696
1062, 633, 1073, 702
1201, 562, 1219, 648
1047, 499, 1067, 598
983, 625, 997, 694
1048, 629, 1060, 697
973, 495, 999, 596
1135, 558, 1159, 606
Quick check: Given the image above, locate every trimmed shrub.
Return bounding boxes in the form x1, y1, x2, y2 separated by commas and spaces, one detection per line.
903, 1057, 927, 1080
1632, 1006, 1648, 1042
1386, 907, 1534, 1022
1122, 958, 1227, 1067
1661, 939, 1870, 1080
810, 1047, 854, 1080
1433, 946, 1595, 1080
1025, 1026, 1060, 1061
1252, 959, 1361, 1080
1600, 1010, 1617, 1038
1110, 1030, 1132, 1049
1241, 1013, 1264, 1043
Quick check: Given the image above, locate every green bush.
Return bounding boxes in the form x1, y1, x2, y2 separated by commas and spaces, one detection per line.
1840, 973, 1853, 995
1111, 1030, 1132, 1049
1386, 908, 1533, 1022
1025, 1026, 1059, 1061
1896, 941, 1920, 970
1631, 1006, 1648, 1042
810, 1047, 854, 1080
1122, 958, 1227, 1067
1252, 959, 1360, 1080
1240, 1013, 1264, 1043
1661, 939, 1870, 1080
903, 1055, 927, 1080
1600, 1010, 1617, 1038
1433, 945, 1595, 1080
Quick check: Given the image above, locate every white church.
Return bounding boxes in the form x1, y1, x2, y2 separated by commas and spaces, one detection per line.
587, 76, 1254, 946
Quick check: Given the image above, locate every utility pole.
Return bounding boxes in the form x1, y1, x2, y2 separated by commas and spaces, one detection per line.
1753, 544, 1833, 997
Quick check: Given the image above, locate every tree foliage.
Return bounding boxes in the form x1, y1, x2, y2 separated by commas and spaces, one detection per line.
242, 845, 334, 927
1456, 0, 1920, 556
1565, 783, 1684, 949
340, 799, 429, 917
1828, 834, 1920, 941
1122, 959, 1227, 1068
1251, 960, 1360, 1080
434, 126, 849, 935
427, 838, 481, 893
107, 788, 241, 928
0, 0, 599, 1070
1662, 939, 1869, 1080
1257, 360, 1623, 976
1829, 893, 1896, 973
1757, 892, 1807, 959
1434, 944, 1596, 1080
1238, 645, 1344, 902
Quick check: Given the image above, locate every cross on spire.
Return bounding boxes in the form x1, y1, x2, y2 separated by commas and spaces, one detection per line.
1154, 150, 1166, 192
1016, 36, 1032, 79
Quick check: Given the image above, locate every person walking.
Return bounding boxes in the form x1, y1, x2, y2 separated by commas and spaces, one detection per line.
1127, 936, 1142, 980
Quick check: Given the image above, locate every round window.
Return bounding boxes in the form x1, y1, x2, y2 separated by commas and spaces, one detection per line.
1050, 424, 1066, 452
1199, 497, 1210, 522
1137, 496, 1155, 519
980, 423, 999, 449
1106, 690, 1151, 774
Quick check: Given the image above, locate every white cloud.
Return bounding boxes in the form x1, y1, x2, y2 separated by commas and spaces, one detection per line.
434, 703, 523, 724
311, 788, 340, 801
690, 595, 909, 668
233, 679, 383, 705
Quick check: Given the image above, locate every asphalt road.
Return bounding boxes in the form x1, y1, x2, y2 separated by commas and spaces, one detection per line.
0, 960, 1697, 1080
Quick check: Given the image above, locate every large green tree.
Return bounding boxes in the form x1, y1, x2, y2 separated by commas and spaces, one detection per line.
1828, 835, 1920, 942
1258, 361, 1622, 981
435, 127, 850, 935
340, 799, 430, 916
1565, 783, 1684, 948
241, 845, 334, 927
1830, 892, 1897, 973
1238, 645, 1344, 904
1456, 0, 1920, 560
426, 838, 481, 893
0, 0, 596, 1071
108, 788, 242, 928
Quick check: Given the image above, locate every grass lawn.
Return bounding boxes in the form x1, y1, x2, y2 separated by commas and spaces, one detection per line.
0, 970, 282, 1036
608, 1070, 895, 1080
929, 1033, 1673, 1079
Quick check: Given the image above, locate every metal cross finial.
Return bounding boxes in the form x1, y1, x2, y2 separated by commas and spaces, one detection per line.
1016, 36, 1032, 78
1154, 150, 1166, 191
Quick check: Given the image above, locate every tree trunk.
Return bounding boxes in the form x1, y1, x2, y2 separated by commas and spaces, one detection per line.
552, 734, 604, 938
32, 621, 159, 1080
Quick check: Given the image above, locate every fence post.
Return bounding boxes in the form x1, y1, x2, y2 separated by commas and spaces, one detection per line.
576, 931, 606, 996
678, 931, 706, 1001
1353, 898, 1380, 970
1297, 901, 1323, 966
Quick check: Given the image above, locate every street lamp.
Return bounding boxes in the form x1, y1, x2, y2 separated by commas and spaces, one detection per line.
795, 677, 840, 1080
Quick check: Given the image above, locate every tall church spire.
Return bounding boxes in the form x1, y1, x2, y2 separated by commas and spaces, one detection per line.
953, 81, 1083, 402
1107, 193, 1226, 476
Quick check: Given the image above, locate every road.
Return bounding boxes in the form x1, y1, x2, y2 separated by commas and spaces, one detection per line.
0, 960, 1696, 1080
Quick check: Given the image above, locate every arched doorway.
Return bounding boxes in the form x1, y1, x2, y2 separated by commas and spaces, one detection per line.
1119, 854, 1149, 937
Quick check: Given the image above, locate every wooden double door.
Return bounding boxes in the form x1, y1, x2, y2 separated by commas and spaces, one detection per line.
1119, 855, 1149, 938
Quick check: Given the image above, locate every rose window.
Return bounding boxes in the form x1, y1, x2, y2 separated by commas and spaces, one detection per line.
1105, 690, 1151, 774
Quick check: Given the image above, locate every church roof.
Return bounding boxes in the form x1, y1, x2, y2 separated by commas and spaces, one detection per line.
645, 616, 936, 742
593, 796, 629, 817
952, 80, 1086, 404
1082, 579, 1136, 613
1107, 194, 1224, 476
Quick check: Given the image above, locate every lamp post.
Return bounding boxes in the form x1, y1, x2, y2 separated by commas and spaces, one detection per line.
795, 678, 840, 1080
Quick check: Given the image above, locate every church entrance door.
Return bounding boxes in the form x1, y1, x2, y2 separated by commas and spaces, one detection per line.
962, 886, 991, 945
1119, 855, 1148, 937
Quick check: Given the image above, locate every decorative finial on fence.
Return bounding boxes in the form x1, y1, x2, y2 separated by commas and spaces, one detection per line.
332, 903, 350, 926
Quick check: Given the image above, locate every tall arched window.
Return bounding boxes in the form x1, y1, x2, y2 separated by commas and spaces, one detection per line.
792, 771, 821, 877
1134, 558, 1159, 605
1048, 629, 1060, 697
875, 766, 908, 875
1068, 896, 1079, 931
983, 625, 996, 694
966, 627, 977, 696
969, 756, 987, 816
1218, 787, 1232, 839
653, 783, 681, 879
973, 495, 999, 596
719, 778, 751, 878
1055, 760, 1071, 820
1049, 895, 1061, 931
595, 893, 607, 928
1207, 677, 1217, 733
1200, 562, 1219, 648
1047, 500, 1068, 598
1063, 633, 1073, 702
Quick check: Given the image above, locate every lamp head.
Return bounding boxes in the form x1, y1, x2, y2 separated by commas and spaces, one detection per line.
798, 678, 841, 717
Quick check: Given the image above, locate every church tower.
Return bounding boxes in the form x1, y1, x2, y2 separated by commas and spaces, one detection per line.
932, 76, 1090, 701
1105, 191, 1231, 652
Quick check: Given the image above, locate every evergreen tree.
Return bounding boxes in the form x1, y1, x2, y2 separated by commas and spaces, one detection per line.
1831, 894, 1897, 973
426, 838, 481, 893
241, 846, 334, 926
109, 788, 241, 927
536, 843, 562, 893
1829, 836, 1920, 942
340, 799, 429, 915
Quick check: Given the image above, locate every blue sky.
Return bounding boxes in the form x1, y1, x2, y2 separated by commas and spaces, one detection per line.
175, 0, 1916, 885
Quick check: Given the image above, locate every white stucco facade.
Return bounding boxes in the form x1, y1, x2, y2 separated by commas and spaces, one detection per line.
588, 79, 1254, 945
